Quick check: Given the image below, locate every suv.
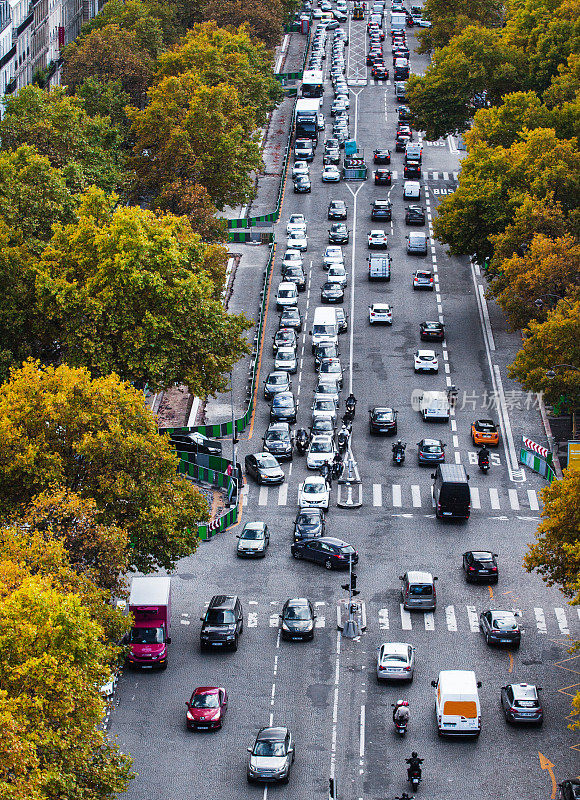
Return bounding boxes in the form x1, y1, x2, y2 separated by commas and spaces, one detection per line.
400, 570, 438, 610
200, 595, 244, 651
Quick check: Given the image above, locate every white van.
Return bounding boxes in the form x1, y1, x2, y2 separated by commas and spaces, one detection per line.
310, 307, 339, 352
431, 670, 482, 737
276, 281, 299, 310
419, 390, 450, 422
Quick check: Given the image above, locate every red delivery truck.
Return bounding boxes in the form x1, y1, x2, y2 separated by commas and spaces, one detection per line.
126, 577, 171, 670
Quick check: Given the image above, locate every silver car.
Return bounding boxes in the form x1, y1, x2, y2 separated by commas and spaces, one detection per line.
406, 232, 428, 255
247, 727, 295, 784
376, 642, 415, 682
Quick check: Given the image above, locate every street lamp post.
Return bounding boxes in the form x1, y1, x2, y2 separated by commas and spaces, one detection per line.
546, 364, 580, 439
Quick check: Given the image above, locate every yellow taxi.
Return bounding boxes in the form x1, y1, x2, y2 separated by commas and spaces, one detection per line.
471, 418, 499, 446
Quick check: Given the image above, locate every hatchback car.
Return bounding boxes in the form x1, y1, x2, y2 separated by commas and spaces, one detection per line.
373, 148, 391, 164
324, 147, 341, 166
414, 349, 439, 373
398, 105, 411, 121
282, 249, 303, 269
310, 415, 336, 437
471, 418, 499, 446
270, 391, 297, 423
247, 727, 295, 784
417, 438, 445, 465
264, 370, 291, 400
186, 686, 228, 730
403, 180, 421, 199
368, 229, 388, 249
291, 537, 358, 569
500, 683, 543, 725
292, 161, 309, 180
245, 453, 284, 485
404, 160, 421, 180
412, 269, 434, 290
463, 550, 499, 583
263, 422, 293, 461
280, 307, 302, 332
322, 164, 341, 182
372, 64, 389, 79
314, 341, 339, 368
369, 303, 393, 324
287, 231, 308, 252
293, 175, 311, 193
406, 232, 428, 255
273, 328, 297, 353
371, 199, 392, 220
374, 168, 392, 185
286, 214, 306, 235
395, 132, 411, 151
281, 264, 306, 291
328, 200, 348, 219
318, 357, 343, 386
323, 245, 344, 270
327, 264, 347, 287
328, 222, 350, 243
307, 434, 336, 470
276, 282, 299, 310
293, 508, 325, 541
170, 431, 222, 456
274, 346, 298, 374
420, 321, 445, 341
280, 598, 316, 641
321, 281, 344, 303
369, 406, 397, 435
479, 610, 521, 648
236, 521, 270, 558
376, 642, 415, 682
406, 205, 425, 225
298, 475, 330, 509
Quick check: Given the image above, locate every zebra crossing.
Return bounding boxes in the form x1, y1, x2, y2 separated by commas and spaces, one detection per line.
245, 482, 541, 514
386, 169, 459, 182
201, 600, 580, 637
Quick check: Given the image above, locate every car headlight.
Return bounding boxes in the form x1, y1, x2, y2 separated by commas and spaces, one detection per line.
305, 621, 314, 630
282, 622, 290, 632
186, 710, 195, 720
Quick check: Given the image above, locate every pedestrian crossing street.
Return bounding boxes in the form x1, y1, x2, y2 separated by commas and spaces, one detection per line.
244, 482, 541, 515
380, 169, 459, 182
183, 601, 579, 637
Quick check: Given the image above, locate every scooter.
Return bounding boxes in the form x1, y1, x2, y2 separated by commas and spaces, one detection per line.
296, 429, 309, 455
392, 444, 406, 465
331, 457, 343, 480
407, 768, 421, 791
479, 457, 490, 473
337, 427, 349, 454
394, 719, 407, 736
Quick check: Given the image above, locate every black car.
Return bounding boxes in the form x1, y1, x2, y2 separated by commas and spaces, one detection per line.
293, 176, 311, 193
200, 595, 244, 651
170, 431, 223, 456
310, 416, 336, 436
263, 422, 293, 461
559, 780, 580, 800
324, 148, 341, 165
374, 168, 392, 185
500, 683, 543, 725
373, 148, 391, 164
371, 199, 392, 221
314, 341, 339, 368
398, 105, 411, 121
328, 222, 350, 243
324, 138, 340, 152
291, 537, 358, 569
479, 609, 521, 648
293, 508, 326, 541
405, 205, 426, 225
280, 598, 316, 640
463, 550, 499, 583
236, 521, 269, 558
282, 264, 306, 291
328, 199, 348, 220
245, 452, 285, 485
270, 391, 297, 423
372, 64, 389, 79
417, 438, 446, 465
321, 281, 344, 303
395, 134, 411, 152
404, 160, 421, 179
369, 407, 397, 435
420, 321, 445, 341
280, 307, 302, 332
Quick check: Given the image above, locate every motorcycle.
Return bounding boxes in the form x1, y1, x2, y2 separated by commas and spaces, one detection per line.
394, 718, 407, 736
337, 427, 350, 454
407, 767, 421, 791
345, 395, 356, 418
331, 456, 343, 480
296, 429, 309, 455
343, 407, 355, 425
392, 443, 406, 465
391, 702, 409, 736
479, 457, 490, 473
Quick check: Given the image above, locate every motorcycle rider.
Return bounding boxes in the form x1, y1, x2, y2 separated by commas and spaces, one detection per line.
296, 427, 309, 453
332, 452, 343, 478
345, 393, 356, 413
406, 752, 423, 780
320, 461, 332, 489
337, 424, 350, 452
392, 439, 406, 457
392, 699, 410, 726
478, 444, 490, 467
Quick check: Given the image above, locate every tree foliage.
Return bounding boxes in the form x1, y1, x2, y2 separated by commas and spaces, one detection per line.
81, 0, 176, 52
154, 180, 227, 242
200, 0, 284, 48
417, 0, 503, 52
62, 24, 153, 107
0, 360, 208, 572
0, 86, 126, 194
36, 189, 249, 390
74, 77, 132, 133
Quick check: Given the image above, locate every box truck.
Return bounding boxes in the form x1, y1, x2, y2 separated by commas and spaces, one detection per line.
294, 98, 321, 142
126, 576, 171, 670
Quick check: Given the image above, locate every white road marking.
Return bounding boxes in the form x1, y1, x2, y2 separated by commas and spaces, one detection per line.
269, 613, 279, 627
555, 608, 570, 635
489, 488, 500, 509
508, 489, 520, 510
392, 485, 402, 507
258, 486, 268, 506
278, 484, 288, 505
534, 608, 547, 633
400, 604, 412, 630
379, 608, 390, 629
527, 489, 540, 510
329, 631, 341, 782
470, 487, 480, 509
442, 171, 449, 180
445, 605, 457, 631
359, 705, 366, 758
373, 483, 382, 506
248, 612, 258, 628
424, 612, 435, 630
454, 451, 461, 464
411, 485, 421, 507
467, 605, 479, 632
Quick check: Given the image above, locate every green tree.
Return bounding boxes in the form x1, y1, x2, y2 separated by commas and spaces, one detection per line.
36, 189, 249, 391
0, 86, 126, 194
154, 180, 227, 242
156, 21, 282, 125
489, 234, 580, 329
407, 26, 526, 139
62, 24, 153, 107
508, 300, 580, 406
417, 0, 503, 53
81, 0, 175, 52
128, 74, 262, 209
0, 360, 209, 572
0, 573, 133, 799
74, 77, 132, 133
201, 0, 284, 48
466, 91, 555, 148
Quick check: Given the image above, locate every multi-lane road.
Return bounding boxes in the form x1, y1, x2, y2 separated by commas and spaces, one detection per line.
109, 12, 580, 800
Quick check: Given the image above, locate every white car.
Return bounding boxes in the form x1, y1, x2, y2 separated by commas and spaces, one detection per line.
276, 281, 299, 310
369, 303, 393, 324
417, 18, 432, 26
312, 397, 338, 423
317, 112, 325, 130
287, 231, 308, 251
318, 357, 343, 387
403, 180, 421, 199
414, 349, 439, 373
322, 165, 341, 182
286, 214, 307, 235
368, 229, 388, 249
292, 161, 309, 179
275, 346, 298, 373
327, 264, 347, 287
315, 379, 340, 405
306, 434, 336, 469
298, 475, 330, 509
282, 249, 303, 269
323, 246, 344, 270
376, 642, 415, 682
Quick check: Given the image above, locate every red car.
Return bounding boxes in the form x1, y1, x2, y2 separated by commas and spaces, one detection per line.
186, 686, 228, 731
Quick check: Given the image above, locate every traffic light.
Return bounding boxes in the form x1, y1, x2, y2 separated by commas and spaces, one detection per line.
351, 572, 360, 596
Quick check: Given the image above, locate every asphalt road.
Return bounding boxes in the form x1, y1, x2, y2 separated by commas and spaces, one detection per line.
108, 11, 580, 800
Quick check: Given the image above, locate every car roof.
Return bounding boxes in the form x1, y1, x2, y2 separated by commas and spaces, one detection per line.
409, 231, 426, 239
422, 438, 442, 445
405, 570, 433, 583
209, 594, 238, 609
243, 521, 267, 530
380, 642, 411, 655
371, 303, 390, 310
320, 537, 348, 545
468, 550, 493, 558
258, 726, 288, 741
285, 597, 310, 606
510, 683, 538, 700
422, 320, 442, 327
490, 609, 517, 620
268, 422, 290, 431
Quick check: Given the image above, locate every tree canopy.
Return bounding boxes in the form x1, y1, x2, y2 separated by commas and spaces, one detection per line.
200, 0, 285, 48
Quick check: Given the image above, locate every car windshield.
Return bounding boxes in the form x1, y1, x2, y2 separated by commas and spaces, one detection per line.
374, 411, 392, 421
254, 741, 285, 757
315, 400, 335, 410
129, 627, 164, 644
274, 397, 292, 407
192, 693, 220, 708
305, 482, 325, 493
493, 615, 517, 631
266, 431, 287, 442
279, 289, 294, 298
298, 512, 319, 525
206, 610, 235, 624
269, 374, 286, 385
277, 351, 294, 361
311, 440, 332, 452
284, 606, 311, 621
409, 584, 433, 596
241, 528, 264, 540
256, 454, 279, 468
321, 362, 339, 373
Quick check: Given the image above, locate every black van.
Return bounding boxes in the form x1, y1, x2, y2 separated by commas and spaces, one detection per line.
200, 595, 244, 651
431, 464, 471, 519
